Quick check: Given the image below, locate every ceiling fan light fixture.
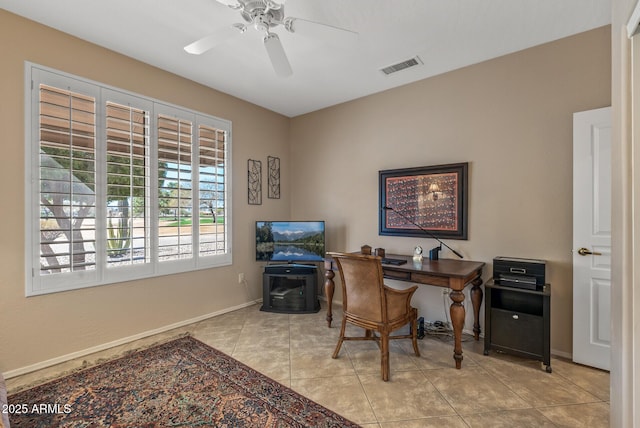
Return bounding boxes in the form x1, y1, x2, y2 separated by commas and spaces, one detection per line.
283, 17, 295, 33
233, 23, 247, 34
253, 14, 271, 32
265, 0, 285, 10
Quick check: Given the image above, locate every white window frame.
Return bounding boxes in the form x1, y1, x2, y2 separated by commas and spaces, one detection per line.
24, 63, 232, 296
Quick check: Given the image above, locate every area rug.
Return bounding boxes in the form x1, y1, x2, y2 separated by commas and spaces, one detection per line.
7, 336, 360, 427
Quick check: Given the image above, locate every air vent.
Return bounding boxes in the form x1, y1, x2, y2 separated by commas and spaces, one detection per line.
380, 56, 423, 75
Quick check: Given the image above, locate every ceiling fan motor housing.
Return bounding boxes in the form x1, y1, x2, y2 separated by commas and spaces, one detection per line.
240, 1, 285, 32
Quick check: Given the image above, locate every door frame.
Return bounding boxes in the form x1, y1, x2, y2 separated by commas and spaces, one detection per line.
610, 1, 640, 426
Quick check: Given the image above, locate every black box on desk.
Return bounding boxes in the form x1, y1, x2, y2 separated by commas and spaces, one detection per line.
493, 257, 546, 290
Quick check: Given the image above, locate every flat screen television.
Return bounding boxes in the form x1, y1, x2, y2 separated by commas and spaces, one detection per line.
256, 221, 325, 263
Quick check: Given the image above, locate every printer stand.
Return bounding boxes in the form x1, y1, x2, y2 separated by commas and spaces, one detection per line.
483, 279, 551, 372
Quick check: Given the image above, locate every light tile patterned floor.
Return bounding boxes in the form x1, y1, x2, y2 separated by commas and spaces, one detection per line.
7, 302, 610, 427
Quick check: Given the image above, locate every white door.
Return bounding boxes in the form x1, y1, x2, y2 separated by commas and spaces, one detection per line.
572, 106, 611, 371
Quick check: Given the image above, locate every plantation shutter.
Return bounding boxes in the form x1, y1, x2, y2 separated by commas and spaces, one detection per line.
198, 123, 228, 256
27, 64, 232, 296
105, 101, 150, 266
38, 84, 97, 275
157, 114, 194, 261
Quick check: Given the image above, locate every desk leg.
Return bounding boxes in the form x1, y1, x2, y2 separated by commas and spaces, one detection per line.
324, 268, 335, 328
449, 288, 465, 369
470, 276, 483, 340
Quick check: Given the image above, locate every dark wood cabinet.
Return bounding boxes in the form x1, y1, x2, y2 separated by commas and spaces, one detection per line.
483, 279, 551, 372
261, 265, 320, 314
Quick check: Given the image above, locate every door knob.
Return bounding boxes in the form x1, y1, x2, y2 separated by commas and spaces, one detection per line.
577, 247, 602, 256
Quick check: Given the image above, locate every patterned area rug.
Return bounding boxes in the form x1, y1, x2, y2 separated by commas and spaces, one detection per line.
7, 336, 360, 427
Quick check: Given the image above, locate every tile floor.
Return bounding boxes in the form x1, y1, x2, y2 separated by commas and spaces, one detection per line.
7, 302, 610, 427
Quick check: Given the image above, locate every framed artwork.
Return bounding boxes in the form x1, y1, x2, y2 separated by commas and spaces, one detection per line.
379, 162, 468, 240
267, 156, 281, 199
248, 159, 262, 205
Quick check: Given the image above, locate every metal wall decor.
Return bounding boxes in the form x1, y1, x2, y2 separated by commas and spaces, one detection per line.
379, 162, 468, 240
268, 156, 281, 199
248, 159, 262, 205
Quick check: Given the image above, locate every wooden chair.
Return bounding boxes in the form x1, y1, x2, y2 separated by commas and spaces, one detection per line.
328, 252, 420, 381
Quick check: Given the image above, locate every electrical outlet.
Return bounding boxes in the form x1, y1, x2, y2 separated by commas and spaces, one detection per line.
238, 273, 245, 284
442, 288, 450, 296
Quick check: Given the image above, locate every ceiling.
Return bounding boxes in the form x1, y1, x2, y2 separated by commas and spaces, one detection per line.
1, 0, 611, 117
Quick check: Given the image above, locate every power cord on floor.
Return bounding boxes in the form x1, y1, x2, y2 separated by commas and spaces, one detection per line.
422, 320, 475, 343
425, 320, 452, 335
416, 287, 474, 343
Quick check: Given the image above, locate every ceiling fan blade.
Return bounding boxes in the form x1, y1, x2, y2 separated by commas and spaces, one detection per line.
263, 33, 292, 77
184, 25, 244, 55
285, 17, 358, 46
215, 0, 241, 7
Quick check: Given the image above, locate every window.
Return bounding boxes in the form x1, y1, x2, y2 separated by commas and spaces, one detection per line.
26, 64, 232, 296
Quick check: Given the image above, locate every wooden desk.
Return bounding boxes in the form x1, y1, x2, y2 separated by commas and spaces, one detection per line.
323, 253, 485, 369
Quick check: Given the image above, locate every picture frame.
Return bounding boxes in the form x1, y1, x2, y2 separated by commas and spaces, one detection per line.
267, 155, 281, 199
379, 162, 468, 240
248, 159, 262, 205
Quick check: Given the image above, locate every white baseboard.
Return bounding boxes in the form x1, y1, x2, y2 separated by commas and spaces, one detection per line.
3, 301, 259, 380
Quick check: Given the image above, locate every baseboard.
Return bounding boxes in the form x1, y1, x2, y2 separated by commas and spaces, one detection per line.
550, 348, 572, 360
2, 301, 258, 380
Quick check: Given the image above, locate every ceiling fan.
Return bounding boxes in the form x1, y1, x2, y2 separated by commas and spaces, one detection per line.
184, 0, 358, 77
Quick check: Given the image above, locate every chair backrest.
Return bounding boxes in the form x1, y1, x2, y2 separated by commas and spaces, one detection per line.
328, 252, 387, 323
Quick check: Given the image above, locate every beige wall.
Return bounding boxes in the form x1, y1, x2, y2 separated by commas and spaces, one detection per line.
0, 9, 612, 374
290, 26, 611, 356
0, 10, 290, 373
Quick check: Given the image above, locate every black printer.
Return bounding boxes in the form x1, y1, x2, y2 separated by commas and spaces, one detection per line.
493, 256, 546, 290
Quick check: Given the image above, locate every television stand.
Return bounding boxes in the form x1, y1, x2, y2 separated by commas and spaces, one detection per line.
261, 264, 320, 314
